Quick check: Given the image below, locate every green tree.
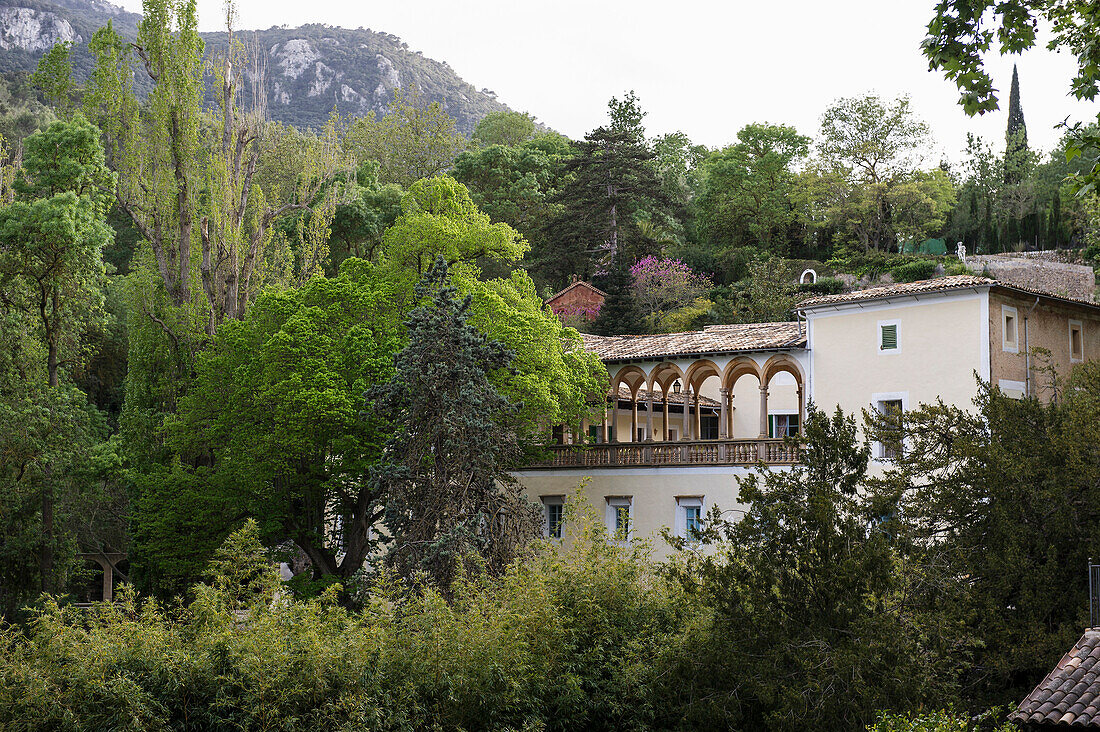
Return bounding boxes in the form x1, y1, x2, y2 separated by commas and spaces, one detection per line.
866, 372, 1100, 708
144, 258, 402, 592
663, 407, 958, 730
380, 176, 605, 435
345, 87, 467, 187
1004, 64, 1029, 184
31, 42, 75, 117
452, 132, 573, 269
923, 1, 1100, 192
368, 258, 540, 590
816, 95, 953, 251
84, 3, 343, 327
0, 115, 114, 604
471, 110, 537, 147
694, 123, 810, 258
540, 125, 674, 286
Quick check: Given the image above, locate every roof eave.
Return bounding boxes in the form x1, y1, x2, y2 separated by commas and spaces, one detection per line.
797, 284, 992, 313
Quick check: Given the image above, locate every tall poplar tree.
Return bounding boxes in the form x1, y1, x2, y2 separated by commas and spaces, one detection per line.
84, 0, 345, 332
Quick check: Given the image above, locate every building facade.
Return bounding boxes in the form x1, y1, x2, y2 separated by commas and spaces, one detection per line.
516, 275, 1100, 556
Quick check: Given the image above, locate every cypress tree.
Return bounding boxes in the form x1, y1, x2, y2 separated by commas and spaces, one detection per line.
1048, 189, 1064, 247
1005, 64, 1029, 184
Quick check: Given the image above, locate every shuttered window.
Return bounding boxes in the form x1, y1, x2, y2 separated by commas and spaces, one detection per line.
880, 324, 898, 350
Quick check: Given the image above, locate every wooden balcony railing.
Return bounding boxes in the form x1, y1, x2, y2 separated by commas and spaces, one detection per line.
525, 439, 800, 469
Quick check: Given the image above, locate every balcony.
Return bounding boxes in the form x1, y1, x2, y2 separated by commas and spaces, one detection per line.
525, 438, 800, 469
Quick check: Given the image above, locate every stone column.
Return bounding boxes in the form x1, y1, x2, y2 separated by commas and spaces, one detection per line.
611, 389, 620, 443
645, 390, 655, 441
718, 388, 729, 439
759, 384, 769, 438
662, 395, 670, 441
601, 404, 609, 443
796, 387, 804, 433
630, 393, 639, 442
694, 392, 702, 439
681, 389, 691, 440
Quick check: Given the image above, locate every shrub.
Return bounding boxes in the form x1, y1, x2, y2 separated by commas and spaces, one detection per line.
798, 276, 846, 295
890, 259, 938, 283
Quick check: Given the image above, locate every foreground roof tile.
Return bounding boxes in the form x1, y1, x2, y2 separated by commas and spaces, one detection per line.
582, 322, 805, 362
1012, 628, 1100, 728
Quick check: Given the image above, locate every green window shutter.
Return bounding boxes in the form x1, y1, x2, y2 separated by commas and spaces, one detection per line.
880, 324, 898, 350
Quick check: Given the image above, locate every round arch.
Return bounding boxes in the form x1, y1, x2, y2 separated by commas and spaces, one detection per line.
721, 357, 763, 392
648, 362, 685, 393
683, 359, 721, 393
761, 355, 805, 388
611, 365, 648, 398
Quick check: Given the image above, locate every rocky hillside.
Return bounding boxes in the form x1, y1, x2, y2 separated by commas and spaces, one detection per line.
0, 0, 514, 133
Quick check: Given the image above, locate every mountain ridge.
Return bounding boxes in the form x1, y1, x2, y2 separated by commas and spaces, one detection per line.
0, 0, 516, 133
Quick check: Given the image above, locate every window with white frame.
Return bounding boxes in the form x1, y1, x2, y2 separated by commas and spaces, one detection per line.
877, 398, 904, 460
768, 411, 800, 438
1070, 319, 1084, 362
1002, 305, 1019, 353
676, 496, 704, 540
605, 497, 632, 543
542, 495, 564, 539
878, 320, 900, 352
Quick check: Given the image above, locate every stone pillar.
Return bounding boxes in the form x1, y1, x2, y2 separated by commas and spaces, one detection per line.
630, 393, 639, 442
581, 417, 588, 444
796, 387, 804, 433
759, 384, 769, 438
601, 405, 609, 443
101, 559, 113, 602
646, 390, 654, 441
681, 389, 691, 440
694, 392, 702, 440
663, 395, 670, 441
611, 390, 620, 443
718, 388, 729, 439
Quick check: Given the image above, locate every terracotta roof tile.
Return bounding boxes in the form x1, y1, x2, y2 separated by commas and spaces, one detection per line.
613, 386, 720, 409
797, 275, 993, 309
582, 322, 805, 362
797, 274, 1100, 311
545, 280, 607, 303
1012, 629, 1100, 728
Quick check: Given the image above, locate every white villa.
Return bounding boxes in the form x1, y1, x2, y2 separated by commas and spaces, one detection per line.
516, 275, 1100, 554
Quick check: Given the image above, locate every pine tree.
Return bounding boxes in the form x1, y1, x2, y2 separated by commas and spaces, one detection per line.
536, 126, 674, 288
590, 257, 646, 336
1005, 64, 1029, 184
367, 258, 540, 591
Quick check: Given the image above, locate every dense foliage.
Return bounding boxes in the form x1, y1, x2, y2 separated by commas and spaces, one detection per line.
5, 2, 1100, 729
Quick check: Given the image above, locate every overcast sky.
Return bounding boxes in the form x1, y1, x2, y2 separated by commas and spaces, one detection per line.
118, 0, 1098, 164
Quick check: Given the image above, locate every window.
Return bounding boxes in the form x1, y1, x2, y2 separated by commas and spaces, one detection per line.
1070, 320, 1084, 362
676, 497, 704, 540
636, 427, 648, 442
878, 320, 900, 352
606, 497, 632, 543
666, 428, 679, 442
700, 415, 719, 440
1002, 305, 1019, 353
878, 399, 904, 460
588, 424, 602, 443
551, 425, 564, 445
768, 412, 801, 438
542, 496, 564, 539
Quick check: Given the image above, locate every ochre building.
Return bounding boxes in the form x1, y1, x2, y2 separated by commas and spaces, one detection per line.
515, 275, 1100, 556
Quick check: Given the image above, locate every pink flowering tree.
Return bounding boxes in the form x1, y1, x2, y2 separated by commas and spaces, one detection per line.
630, 256, 713, 332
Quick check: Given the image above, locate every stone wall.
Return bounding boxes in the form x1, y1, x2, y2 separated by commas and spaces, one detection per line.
966, 252, 1096, 301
